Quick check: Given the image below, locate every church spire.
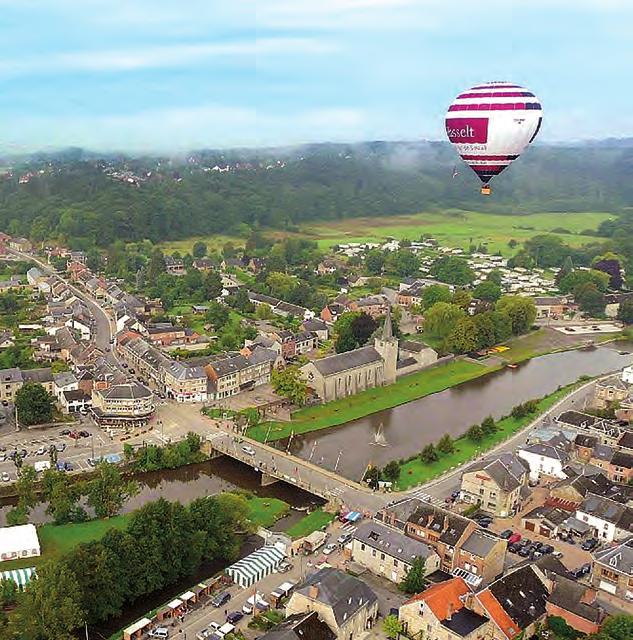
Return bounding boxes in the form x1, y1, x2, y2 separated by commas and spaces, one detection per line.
382, 305, 393, 340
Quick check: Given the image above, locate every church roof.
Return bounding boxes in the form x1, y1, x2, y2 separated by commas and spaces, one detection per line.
311, 346, 382, 376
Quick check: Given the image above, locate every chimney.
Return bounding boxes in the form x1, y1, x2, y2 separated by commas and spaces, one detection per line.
309, 584, 319, 600
446, 602, 454, 621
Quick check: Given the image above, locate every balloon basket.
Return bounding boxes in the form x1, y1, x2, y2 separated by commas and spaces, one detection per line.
480, 186, 492, 196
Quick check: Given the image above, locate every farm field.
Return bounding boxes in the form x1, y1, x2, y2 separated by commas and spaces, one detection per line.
158, 233, 244, 255
300, 210, 613, 255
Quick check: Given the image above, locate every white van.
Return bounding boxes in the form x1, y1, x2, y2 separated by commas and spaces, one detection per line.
149, 628, 169, 639
34, 460, 51, 473
216, 623, 235, 638
242, 593, 269, 615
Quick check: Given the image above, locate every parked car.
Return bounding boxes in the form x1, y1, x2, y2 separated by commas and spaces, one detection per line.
36, 446, 46, 456
508, 543, 522, 554
451, 490, 461, 500
226, 612, 243, 624
0, 453, 6, 463
277, 561, 293, 573
581, 538, 599, 551
499, 529, 514, 539
60, 429, 71, 436
540, 544, 554, 554
69, 431, 80, 439
570, 563, 591, 579
518, 545, 532, 558
211, 591, 231, 608
241, 445, 256, 456
552, 551, 564, 559
1, 472, 10, 482
55, 443, 66, 452
445, 496, 455, 504
322, 543, 337, 556
148, 629, 169, 639
508, 533, 522, 544
79, 430, 90, 438
337, 532, 352, 545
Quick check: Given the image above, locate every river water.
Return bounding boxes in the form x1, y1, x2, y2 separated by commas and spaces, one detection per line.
285, 344, 633, 481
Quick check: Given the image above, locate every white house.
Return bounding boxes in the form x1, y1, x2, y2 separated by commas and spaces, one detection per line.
53, 371, 79, 402
517, 442, 569, 481
0, 524, 40, 562
575, 493, 633, 542
622, 366, 633, 385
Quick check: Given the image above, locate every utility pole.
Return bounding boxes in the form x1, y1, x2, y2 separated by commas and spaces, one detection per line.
334, 450, 343, 472
308, 441, 317, 462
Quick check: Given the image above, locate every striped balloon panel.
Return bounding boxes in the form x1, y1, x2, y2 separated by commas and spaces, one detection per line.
445, 82, 543, 184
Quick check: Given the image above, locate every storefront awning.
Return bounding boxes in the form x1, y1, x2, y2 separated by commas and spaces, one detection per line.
180, 590, 195, 601
0, 567, 36, 589
167, 598, 183, 609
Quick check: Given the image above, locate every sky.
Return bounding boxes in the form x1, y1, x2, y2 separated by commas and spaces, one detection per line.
1, 0, 632, 153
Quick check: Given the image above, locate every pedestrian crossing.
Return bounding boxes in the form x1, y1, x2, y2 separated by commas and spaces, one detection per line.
339, 522, 357, 534
408, 488, 445, 507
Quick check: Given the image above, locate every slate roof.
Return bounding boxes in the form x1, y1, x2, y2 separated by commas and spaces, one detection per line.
99, 383, 152, 401
575, 433, 598, 448
258, 612, 335, 640
276, 301, 308, 317
310, 346, 382, 377
0, 368, 23, 384
548, 575, 603, 624
209, 354, 251, 377
295, 568, 377, 627
593, 536, 633, 575
611, 451, 633, 469
520, 442, 569, 463
399, 340, 428, 353
442, 609, 490, 637
406, 502, 472, 547
522, 505, 569, 527
553, 471, 633, 503
617, 431, 633, 450
22, 368, 53, 384
465, 453, 528, 492
477, 565, 548, 639
578, 493, 633, 531
556, 410, 598, 428
63, 389, 91, 403
164, 360, 206, 381
302, 319, 328, 333
352, 521, 436, 565
460, 530, 501, 558
591, 444, 615, 462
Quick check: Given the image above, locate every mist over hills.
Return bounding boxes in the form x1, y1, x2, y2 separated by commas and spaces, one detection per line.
1, 139, 632, 248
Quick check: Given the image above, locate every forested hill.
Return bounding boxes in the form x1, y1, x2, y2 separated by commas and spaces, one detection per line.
1, 140, 633, 248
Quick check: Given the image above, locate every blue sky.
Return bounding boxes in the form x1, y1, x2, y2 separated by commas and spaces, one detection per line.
0, 0, 631, 153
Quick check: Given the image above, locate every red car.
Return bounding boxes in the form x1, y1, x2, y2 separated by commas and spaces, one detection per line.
508, 533, 522, 544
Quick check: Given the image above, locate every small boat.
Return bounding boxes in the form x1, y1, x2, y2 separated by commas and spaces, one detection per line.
507, 363, 519, 369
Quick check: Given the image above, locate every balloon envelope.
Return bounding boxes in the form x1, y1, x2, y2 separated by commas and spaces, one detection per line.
445, 82, 543, 185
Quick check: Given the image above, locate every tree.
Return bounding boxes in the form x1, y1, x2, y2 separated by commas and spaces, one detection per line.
422, 284, 452, 309
334, 312, 378, 353
594, 614, 633, 640
523, 234, 567, 267
86, 462, 139, 519
365, 249, 386, 275
400, 556, 427, 594
202, 270, 223, 300
446, 317, 478, 354
420, 443, 439, 463
555, 255, 574, 285
574, 282, 606, 316
481, 415, 496, 435
430, 256, 475, 285
451, 288, 472, 310
205, 301, 230, 330
42, 469, 85, 524
473, 280, 502, 302
424, 302, 465, 339
15, 382, 54, 425
387, 249, 420, 277
558, 269, 609, 294
495, 296, 536, 335
382, 461, 401, 483
617, 298, 633, 324
8, 560, 85, 640
437, 434, 455, 454
15, 463, 38, 511
271, 366, 308, 407
364, 466, 380, 490
467, 424, 484, 442
147, 248, 166, 281
383, 614, 404, 639
192, 241, 207, 258
222, 242, 237, 259
592, 253, 623, 289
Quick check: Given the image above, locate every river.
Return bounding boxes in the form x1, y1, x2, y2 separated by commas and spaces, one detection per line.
285, 344, 633, 481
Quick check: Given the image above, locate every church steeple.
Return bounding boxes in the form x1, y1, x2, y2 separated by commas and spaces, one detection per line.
382, 304, 394, 340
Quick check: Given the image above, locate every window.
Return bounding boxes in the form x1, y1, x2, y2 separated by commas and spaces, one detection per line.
361, 544, 365, 551
381, 553, 385, 561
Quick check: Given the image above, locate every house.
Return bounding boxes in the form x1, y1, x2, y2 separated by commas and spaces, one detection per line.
257, 612, 335, 640
320, 302, 347, 324
532, 296, 571, 319
473, 565, 549, 640
0, 524, 40, 562
521, 504, 570, 539
454, 529, 507, 586
517, 440, 570, 481
604, 292, 633, 318
460, 453, 530, 517
349, 520, 440, 583
53, 371, 78, 402
348, 295, 389, 320
590, 536, 633, 603
164, 256, 185, 276
545, 573, 604, 634
163, 360, 208, 403
593, 375, 629, 410
548, 469, 633, 509
396, 340, 438, 378
399, 577, 491, 640
0, 368, 23, 403
61, 389, 92, 414
575, 492, 633, 542
0, 331, 14, 350
91, 382, 155, 428
301, 319, 329, 341
286, 568, 378, 640
589, 446, 633, 484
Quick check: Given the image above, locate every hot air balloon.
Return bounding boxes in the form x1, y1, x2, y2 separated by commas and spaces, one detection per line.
445, 81, 542, 195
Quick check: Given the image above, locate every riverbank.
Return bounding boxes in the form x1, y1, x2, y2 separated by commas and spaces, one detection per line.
248, 359, 498, 442
393, 380, 584, 490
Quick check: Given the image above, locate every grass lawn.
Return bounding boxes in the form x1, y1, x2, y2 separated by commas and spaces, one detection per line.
246, 497, 290, 528
0, 515, 130, 570
247, 359, 497, 442
286, 509, 335, 539
299, 210, 613, 256
158, 234, 244, 255
395, 381, 581, 490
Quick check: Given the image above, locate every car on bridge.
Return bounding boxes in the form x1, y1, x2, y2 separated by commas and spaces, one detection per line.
241, 445, 256, 456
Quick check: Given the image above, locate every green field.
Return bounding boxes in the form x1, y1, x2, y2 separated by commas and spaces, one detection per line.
394, 381, 581, 490
286, 509, 335, 539
246, 497, 290, 528
1, 515, 130, 571
300, 210, 613, 255
247, 359, 497, 442
159, 234, 245, 255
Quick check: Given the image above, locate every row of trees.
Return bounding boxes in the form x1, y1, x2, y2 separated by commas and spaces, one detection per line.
124, 432, 206, 472
7, 461, 139, 526
1, 494, 252, 639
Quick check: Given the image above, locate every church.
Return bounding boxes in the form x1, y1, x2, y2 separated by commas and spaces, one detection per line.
300, 307, 437, 403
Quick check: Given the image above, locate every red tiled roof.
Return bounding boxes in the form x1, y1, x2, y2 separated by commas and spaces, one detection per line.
477, 589, 519, 640
404, 577, 469, 621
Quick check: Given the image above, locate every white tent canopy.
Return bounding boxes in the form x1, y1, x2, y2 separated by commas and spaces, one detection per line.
226, 545, 285, 588
0, 567, 36, 590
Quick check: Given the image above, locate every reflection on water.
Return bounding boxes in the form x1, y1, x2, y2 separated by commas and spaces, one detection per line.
286, 345, 633, 480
